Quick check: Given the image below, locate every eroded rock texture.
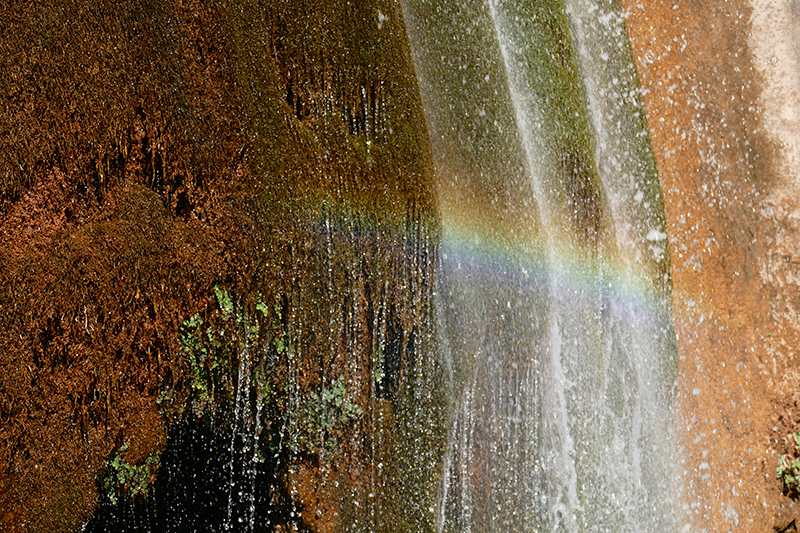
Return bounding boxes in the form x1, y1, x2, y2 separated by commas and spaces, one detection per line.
0, 1, 442, 532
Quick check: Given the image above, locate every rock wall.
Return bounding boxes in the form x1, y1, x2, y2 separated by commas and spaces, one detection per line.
0, 1, 441, 532
622, 0, 800, 530
5, 0, 800, 531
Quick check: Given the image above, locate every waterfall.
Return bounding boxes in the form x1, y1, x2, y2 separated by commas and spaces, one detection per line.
72, 2, 681, 531
401, 0, 678, 531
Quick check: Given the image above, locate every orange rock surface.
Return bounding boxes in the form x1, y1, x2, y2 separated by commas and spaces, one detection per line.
622, 0, 800, 530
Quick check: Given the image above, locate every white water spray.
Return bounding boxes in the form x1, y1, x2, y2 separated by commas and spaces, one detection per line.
402, 0, 677, 530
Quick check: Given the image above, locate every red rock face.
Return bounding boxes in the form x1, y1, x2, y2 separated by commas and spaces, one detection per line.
0, 1, 439, 532
622, 0, 800, 530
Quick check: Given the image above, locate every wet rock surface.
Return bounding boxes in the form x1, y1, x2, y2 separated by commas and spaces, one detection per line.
5, 0, 800, 531
623, 0, 800, 530
0, 1, 441, 532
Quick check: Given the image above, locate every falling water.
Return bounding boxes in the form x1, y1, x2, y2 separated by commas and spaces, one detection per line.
401, 0, 677, 531
77, 1, 678, 531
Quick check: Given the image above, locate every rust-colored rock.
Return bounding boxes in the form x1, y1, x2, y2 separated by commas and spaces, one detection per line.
0, 1, 439, 531
623, 0, 800, 530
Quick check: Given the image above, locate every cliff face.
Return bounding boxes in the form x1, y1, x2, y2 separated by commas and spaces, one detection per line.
622, 0, 800, 530
0, 1, 440, 532
6, 0, 800, 531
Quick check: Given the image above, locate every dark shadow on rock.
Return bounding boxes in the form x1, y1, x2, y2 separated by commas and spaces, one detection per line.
82, 415, 306, 533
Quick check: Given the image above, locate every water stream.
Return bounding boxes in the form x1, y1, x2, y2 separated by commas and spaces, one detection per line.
401, 0, 678, 531
80, 2, 679, 531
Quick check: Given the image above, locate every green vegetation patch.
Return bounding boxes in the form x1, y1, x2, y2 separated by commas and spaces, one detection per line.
777, 430, 800, 498
100, 443, 161, 505
287, 376, 363, 458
